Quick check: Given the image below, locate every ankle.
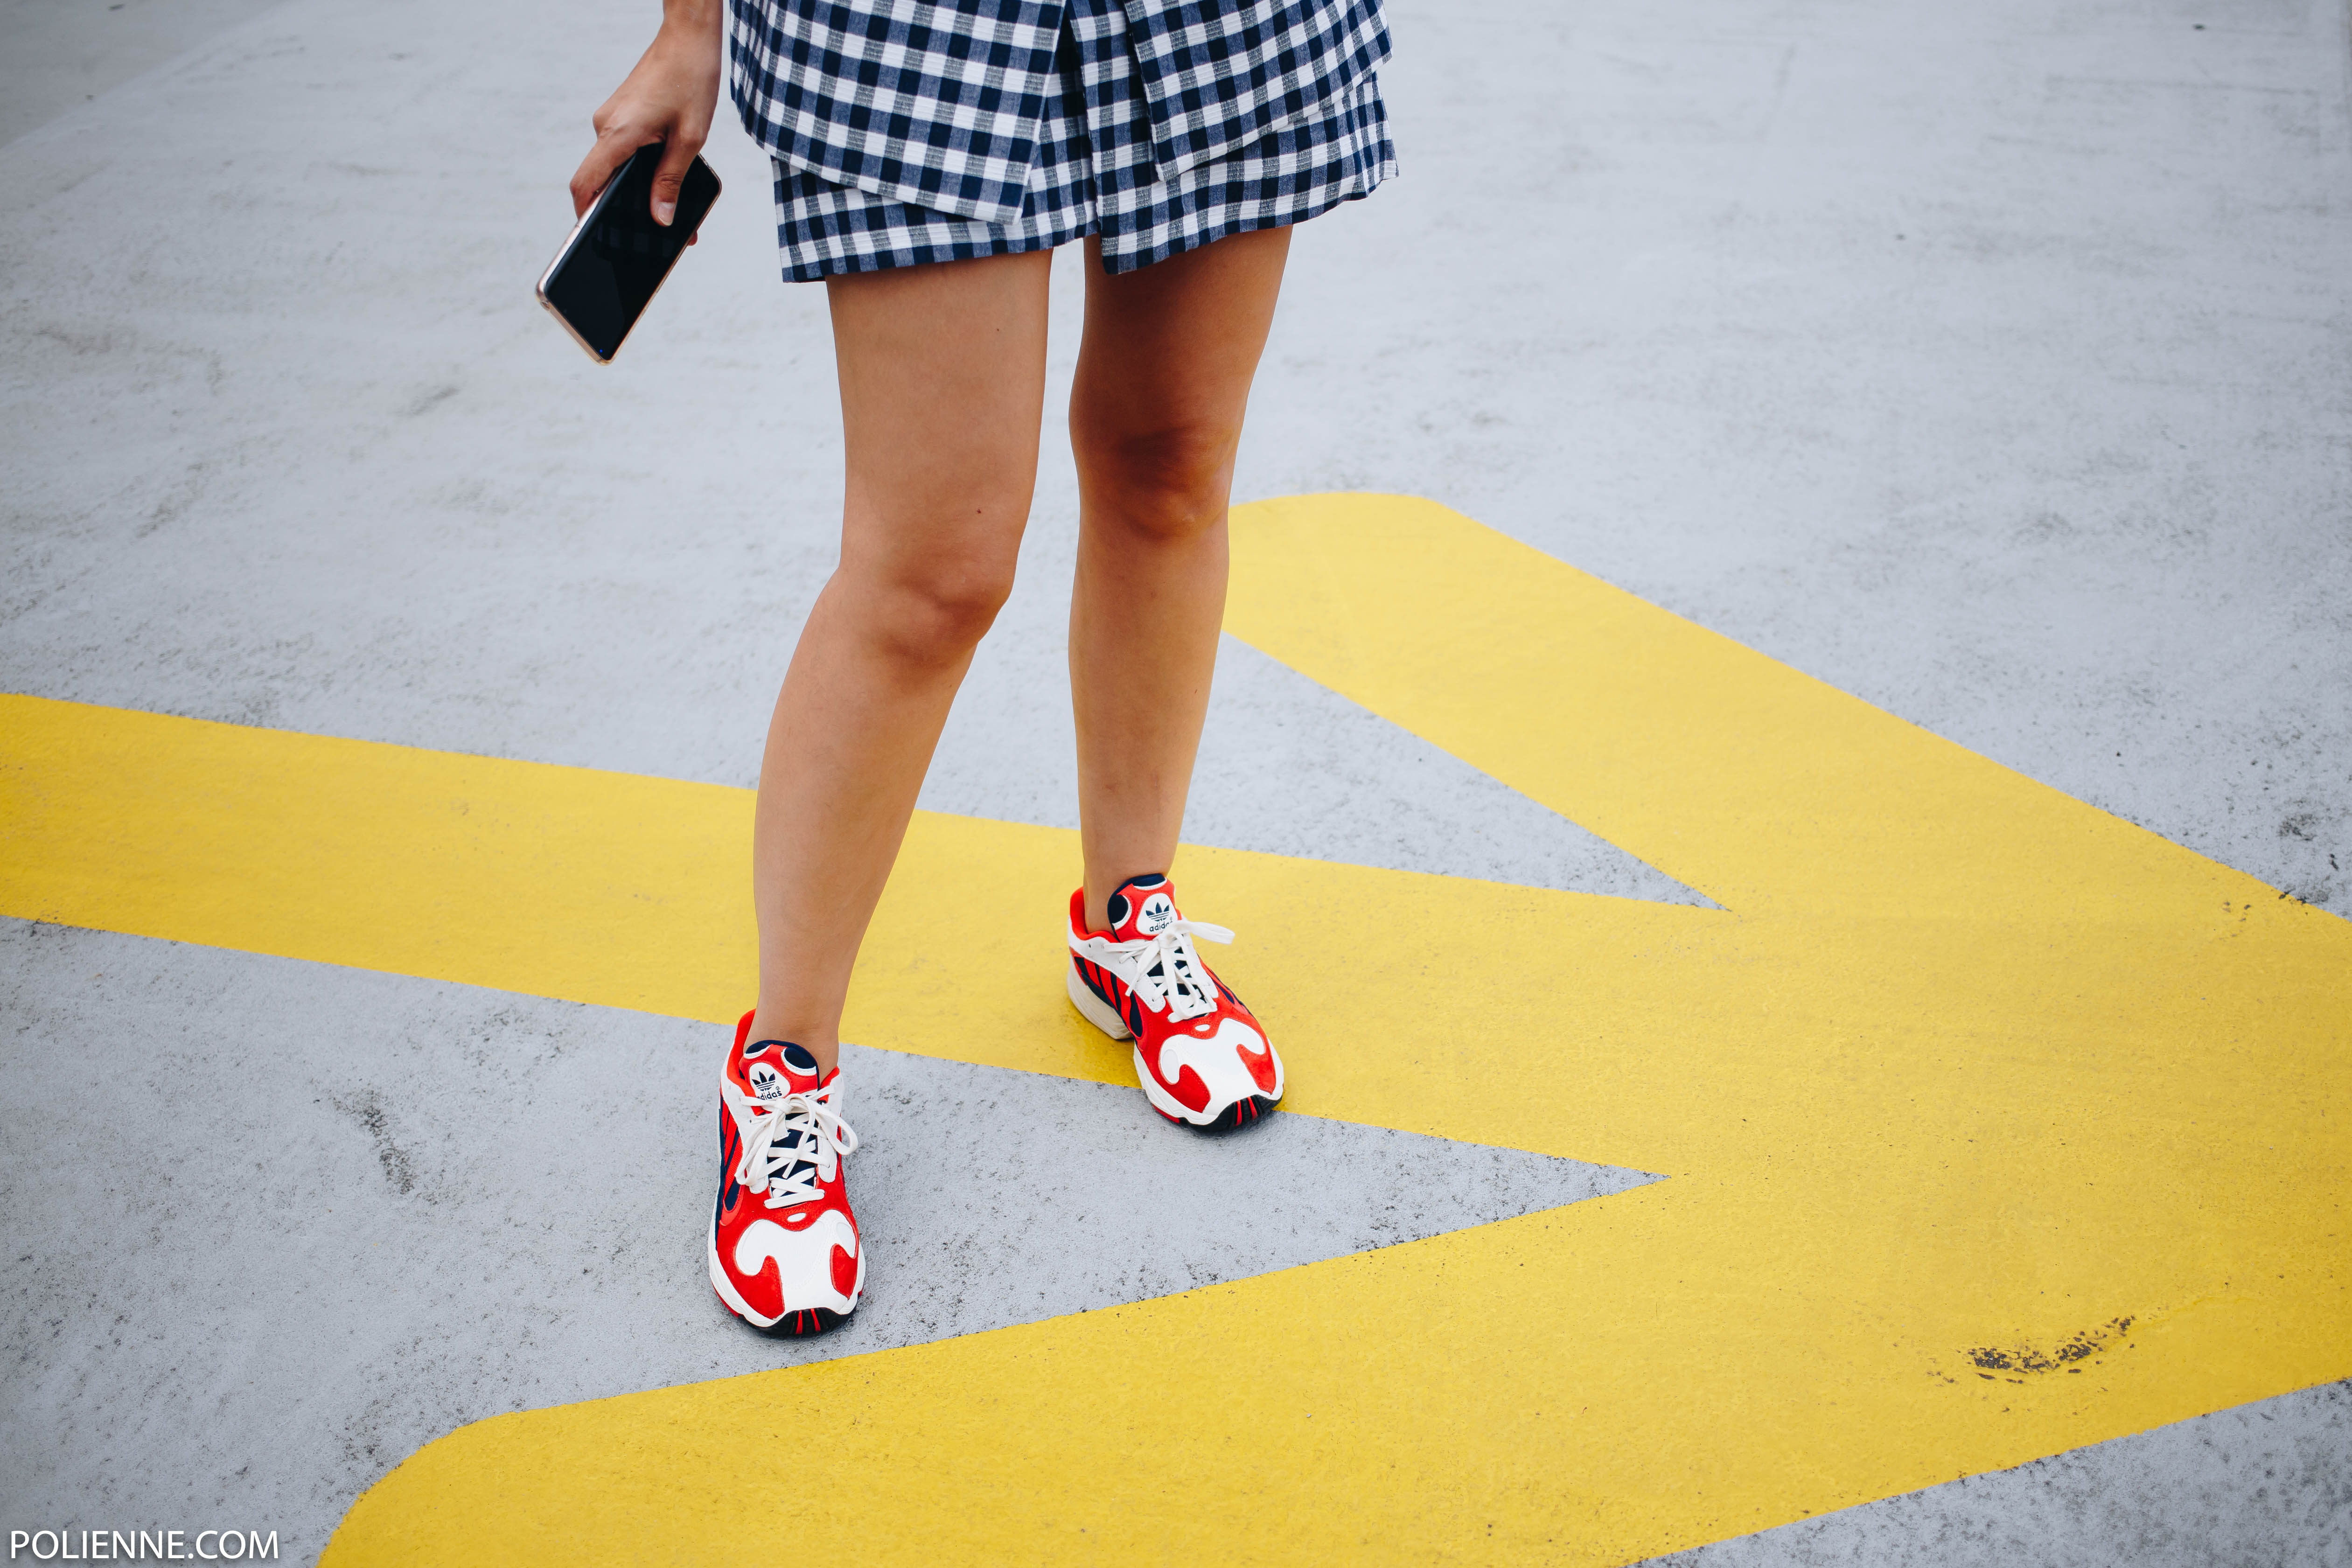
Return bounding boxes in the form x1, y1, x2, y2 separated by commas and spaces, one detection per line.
747, 1012, 840, 1078
1082, 870, 1166, 932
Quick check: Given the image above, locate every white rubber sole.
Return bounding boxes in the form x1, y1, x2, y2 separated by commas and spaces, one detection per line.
1066, 964, 1134, 1040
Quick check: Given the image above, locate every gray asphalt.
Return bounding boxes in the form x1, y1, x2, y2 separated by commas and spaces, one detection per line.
1662, 1380, 2352, 1567
0, 0, 2345, 1562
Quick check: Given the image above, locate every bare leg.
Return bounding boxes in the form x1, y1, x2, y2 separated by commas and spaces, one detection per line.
1068, 228, 1293, 930
750, 251, 1055, 1073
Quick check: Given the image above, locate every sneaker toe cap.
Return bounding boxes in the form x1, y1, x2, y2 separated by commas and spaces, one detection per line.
732, 1211, 860, 1317
1157, 1016, 1283, 1110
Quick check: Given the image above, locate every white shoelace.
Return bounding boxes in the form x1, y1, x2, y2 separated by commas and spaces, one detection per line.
726, 1079, 858, 1211
1069, 917, 1234, 1023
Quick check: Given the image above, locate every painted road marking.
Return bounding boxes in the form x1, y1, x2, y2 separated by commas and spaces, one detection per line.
3, 494, 2345, 1564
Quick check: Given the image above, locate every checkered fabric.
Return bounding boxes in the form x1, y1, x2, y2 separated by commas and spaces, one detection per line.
1120, 0, 1390, 180
729, 0, 1389, 227
764, 0, 1395, 279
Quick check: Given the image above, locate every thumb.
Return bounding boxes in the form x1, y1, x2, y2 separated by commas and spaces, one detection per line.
649, 136, 698, 227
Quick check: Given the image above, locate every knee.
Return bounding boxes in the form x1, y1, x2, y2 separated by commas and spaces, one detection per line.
859, 547, 1019, 669
1073, 419, 1239, 545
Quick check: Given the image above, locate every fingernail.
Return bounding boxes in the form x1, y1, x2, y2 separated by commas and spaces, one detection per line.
652, 200, 676, 226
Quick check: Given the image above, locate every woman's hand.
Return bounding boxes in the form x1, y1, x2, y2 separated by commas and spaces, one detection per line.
569, 1, 725, 228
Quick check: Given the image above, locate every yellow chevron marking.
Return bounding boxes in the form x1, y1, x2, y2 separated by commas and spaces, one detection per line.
3, 494, 2344, 1564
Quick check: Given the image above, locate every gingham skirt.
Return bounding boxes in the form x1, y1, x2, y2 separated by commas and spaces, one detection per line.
770, 0, 1396, 280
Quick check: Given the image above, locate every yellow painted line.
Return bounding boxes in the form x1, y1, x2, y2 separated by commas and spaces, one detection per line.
0, 697, 761, 1026
0, 689, 1702, 1145
2, 494, 2345, 1564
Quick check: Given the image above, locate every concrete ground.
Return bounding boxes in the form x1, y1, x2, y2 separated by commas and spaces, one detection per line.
1, 0, 2347, 1562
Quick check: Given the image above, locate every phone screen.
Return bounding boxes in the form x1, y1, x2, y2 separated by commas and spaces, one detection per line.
538, 144, 721, 363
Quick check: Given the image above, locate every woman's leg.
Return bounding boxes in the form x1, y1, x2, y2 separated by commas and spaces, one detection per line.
749, 250, 1056, 1073
1068, 228, 1293, 929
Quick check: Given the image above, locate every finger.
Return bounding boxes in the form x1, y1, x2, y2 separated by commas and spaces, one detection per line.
568, 129, 649, 219
648, 133, 701, 227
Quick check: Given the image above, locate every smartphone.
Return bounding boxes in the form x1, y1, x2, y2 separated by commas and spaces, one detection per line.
537, 143, 721, 364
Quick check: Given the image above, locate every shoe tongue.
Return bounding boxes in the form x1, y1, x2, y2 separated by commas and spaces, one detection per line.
1112, 878, 1181, 942
740, 1040, 823, 1110
1101, 879, 1176, 940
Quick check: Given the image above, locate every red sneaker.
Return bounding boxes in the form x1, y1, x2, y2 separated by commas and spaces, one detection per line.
1066, 875, 1284, 1129
708, 1010, 864, 1335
